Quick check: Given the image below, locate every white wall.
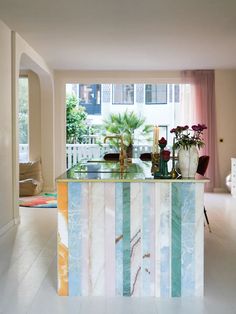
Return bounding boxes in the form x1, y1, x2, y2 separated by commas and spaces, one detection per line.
13, 33, 55, 212
215, 70, 236, 191
0, 18, 55, 232
0, 20, 14, 231
28, 70, 42, 161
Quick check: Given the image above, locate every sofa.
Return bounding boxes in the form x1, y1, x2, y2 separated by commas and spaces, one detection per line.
19, 160, 43, 196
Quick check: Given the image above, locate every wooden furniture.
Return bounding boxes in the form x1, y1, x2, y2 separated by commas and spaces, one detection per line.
231, 158, 236, 197
197, 156, 211, 232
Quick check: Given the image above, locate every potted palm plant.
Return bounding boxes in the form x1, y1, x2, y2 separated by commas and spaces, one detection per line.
103, 110, 152, 158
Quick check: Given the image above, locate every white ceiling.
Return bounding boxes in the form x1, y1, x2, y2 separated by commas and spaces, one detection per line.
0, 0, 236, 70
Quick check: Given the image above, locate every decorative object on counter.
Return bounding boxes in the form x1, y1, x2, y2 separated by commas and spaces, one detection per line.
104, 135, 127, 166
154, 137, 171, 179
170, 124, 207, 178
152, 125, 159, 154
151, 125, 160, 174
161, 149, 172, 179
170, 137, 179, 179
151, 151, 159, 174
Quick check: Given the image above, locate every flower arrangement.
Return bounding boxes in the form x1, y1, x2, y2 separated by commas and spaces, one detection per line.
170, 124, 207, 150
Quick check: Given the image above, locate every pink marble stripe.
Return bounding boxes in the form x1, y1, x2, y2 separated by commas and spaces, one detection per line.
130, 183, 142, 296
90, 183, 105, 295
81, 183, 89, 295
149, 183, 156, 296
105, 183, 116, 296
155, 183, 161, 297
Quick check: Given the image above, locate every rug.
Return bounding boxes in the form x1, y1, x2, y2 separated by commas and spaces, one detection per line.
19, 192, 57, 208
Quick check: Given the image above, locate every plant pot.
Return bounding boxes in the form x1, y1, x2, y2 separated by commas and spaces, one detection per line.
178, 146, 199, 178
126, 144, 133, 159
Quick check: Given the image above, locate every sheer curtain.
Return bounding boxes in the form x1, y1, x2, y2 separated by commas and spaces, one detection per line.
181, 70, 217, 192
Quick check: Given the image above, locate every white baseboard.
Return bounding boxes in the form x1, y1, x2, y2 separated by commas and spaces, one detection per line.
0, 216, 20, 237
0, 220, 14, 237
213, 187, 228, 193
14, 216, 21, 224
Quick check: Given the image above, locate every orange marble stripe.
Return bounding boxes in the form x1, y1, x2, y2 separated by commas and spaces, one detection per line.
57, 182, 68, 222
57, 182, 69, 295
58, 236, 69, 296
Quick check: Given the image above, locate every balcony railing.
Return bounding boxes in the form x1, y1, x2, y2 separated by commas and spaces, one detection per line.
66, 144, 152, 169
19, 143, 152, 170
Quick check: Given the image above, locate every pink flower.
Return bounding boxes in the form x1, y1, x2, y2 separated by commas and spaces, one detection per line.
161, 149, 170, 161
159, 137, 167, 146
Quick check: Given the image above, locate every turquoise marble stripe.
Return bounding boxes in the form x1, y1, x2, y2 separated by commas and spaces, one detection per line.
123, 182, 131, 296
181, 183, 195, 296
68, 182, 82, 296
115, 183, 123, 295
142, 183, 151, 296
171, 183, 182, 297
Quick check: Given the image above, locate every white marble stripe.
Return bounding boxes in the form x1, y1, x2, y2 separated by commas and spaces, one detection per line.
88, 182, 92, 294
130, 183, 142, 296
141, 183, 150, 296
90, 183, 105, 296
81, 183, 89, 296
160, 183, 171, 297
155, 183, 161, 297
105, 183, 116, 296
195, 183, 204, 296
142, 183, 155, 296
168, 183, 172, 297
149, 183, 156, 297
58, 212, 68, 249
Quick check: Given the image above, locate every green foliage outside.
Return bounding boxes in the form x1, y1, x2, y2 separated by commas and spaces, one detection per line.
66, 95, 89, 144
19, 77, 29, 144
103, 110, 152, 153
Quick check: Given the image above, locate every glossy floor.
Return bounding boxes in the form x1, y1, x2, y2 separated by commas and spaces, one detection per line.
0, 193, 236, 314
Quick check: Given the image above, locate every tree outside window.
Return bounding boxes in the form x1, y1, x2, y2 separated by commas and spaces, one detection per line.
19, 77, 29, 144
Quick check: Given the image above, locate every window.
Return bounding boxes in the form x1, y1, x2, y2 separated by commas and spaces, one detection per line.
19, 76, 29, 161
112, 84, 134, 104
145, 84, 167, 104
79, 84, 101, 115
174, 84, 180, 103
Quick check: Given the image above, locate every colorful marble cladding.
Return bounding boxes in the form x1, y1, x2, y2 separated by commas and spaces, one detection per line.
57, 181, 204, 297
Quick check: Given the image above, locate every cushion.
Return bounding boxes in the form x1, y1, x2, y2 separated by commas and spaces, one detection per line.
19, 160, 43, 196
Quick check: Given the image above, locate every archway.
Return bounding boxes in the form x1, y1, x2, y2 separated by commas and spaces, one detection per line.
12, 37, 55, 222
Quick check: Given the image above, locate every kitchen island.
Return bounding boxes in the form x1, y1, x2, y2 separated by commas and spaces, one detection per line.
57, 159, 208, 297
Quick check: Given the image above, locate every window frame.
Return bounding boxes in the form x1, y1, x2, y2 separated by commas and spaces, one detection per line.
112, 84, 134, 105
79, 84, 102, 115
145, 84, 168, 105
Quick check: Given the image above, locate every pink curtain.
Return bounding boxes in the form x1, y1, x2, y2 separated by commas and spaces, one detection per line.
182, 70, 218, 192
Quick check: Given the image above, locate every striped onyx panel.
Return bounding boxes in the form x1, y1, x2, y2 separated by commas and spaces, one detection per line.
57, 181, 204, 297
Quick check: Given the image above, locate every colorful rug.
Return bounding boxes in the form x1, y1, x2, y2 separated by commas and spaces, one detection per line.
19, 193, 57, 208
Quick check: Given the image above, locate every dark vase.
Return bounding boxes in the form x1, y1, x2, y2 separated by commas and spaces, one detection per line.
126, 144, 133, 158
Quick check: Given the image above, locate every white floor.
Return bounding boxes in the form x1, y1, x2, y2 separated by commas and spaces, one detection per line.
0, 193, 236, 314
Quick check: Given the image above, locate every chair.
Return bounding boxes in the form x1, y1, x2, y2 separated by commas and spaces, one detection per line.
139, 153, 152, 161
197, 155, 211, 232
103, 153, 120, 161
